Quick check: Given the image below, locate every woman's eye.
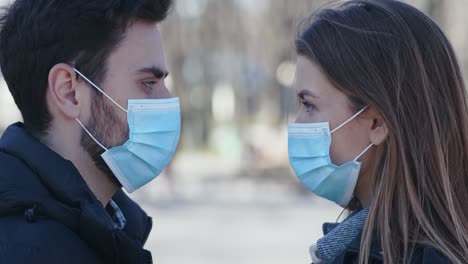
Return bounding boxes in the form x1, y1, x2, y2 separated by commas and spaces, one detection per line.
302, 100, 315, 112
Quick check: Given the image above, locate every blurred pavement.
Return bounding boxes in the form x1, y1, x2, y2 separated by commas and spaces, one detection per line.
130, 152, 343, 264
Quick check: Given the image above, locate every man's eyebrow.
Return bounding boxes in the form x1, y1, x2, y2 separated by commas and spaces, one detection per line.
136, 66, 169, 79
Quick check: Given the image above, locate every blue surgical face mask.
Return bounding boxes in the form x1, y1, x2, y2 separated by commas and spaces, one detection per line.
74, 69, 181, 193
288, 108, 373, 207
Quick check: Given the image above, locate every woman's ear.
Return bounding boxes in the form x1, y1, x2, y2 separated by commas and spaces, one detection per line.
366, 107, 388, 145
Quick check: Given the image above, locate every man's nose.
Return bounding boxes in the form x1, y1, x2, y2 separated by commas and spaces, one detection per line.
153, 82, 172, 99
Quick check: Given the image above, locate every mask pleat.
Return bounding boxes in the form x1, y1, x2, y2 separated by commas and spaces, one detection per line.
103, 146, 161, 192
130, 131, 180, 152
297, 164, 337, 190
125, 141, 173, 171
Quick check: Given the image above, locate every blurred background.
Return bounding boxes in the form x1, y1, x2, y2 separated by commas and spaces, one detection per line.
0, 0, 467, 263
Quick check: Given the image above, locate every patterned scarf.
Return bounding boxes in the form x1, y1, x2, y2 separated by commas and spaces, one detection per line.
310, 208, 369, 264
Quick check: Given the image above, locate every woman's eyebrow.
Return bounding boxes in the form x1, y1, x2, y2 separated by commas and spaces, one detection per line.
298, 89, 319, 99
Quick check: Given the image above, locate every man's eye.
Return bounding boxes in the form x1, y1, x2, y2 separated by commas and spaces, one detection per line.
143, 81, 158, 89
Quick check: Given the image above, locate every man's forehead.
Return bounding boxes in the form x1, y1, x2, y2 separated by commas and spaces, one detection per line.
108, 21, 167, 73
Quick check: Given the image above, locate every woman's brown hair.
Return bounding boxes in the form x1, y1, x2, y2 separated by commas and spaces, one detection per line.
296, 0, 468, 263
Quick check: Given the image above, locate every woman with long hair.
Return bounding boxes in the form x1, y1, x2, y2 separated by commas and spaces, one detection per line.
288, 0, 468, 263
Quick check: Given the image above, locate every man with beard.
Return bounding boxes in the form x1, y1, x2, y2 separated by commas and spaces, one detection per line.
0, 0, 180, 263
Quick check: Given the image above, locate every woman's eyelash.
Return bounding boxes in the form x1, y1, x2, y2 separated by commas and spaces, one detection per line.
301, 100, 315, 112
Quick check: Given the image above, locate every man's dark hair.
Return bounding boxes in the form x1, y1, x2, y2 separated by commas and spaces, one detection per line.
0, 0, 173, 135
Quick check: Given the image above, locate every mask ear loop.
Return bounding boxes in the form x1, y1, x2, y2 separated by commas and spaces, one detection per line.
75, 118, 109, 151
353, 143, 374, 162
73, 68, 128, 113
331, 107, 369, 134
327, 106, 374, 161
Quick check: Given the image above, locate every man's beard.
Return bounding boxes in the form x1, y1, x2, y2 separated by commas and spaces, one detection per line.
80, 93, 129, 188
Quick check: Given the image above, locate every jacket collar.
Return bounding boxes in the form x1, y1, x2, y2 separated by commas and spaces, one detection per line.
0, 123, 152, 263
0, 123, 95, 203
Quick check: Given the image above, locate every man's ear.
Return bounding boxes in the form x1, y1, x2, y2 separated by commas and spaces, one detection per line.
47, 64, 84, 120
365, 107, 389, 145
